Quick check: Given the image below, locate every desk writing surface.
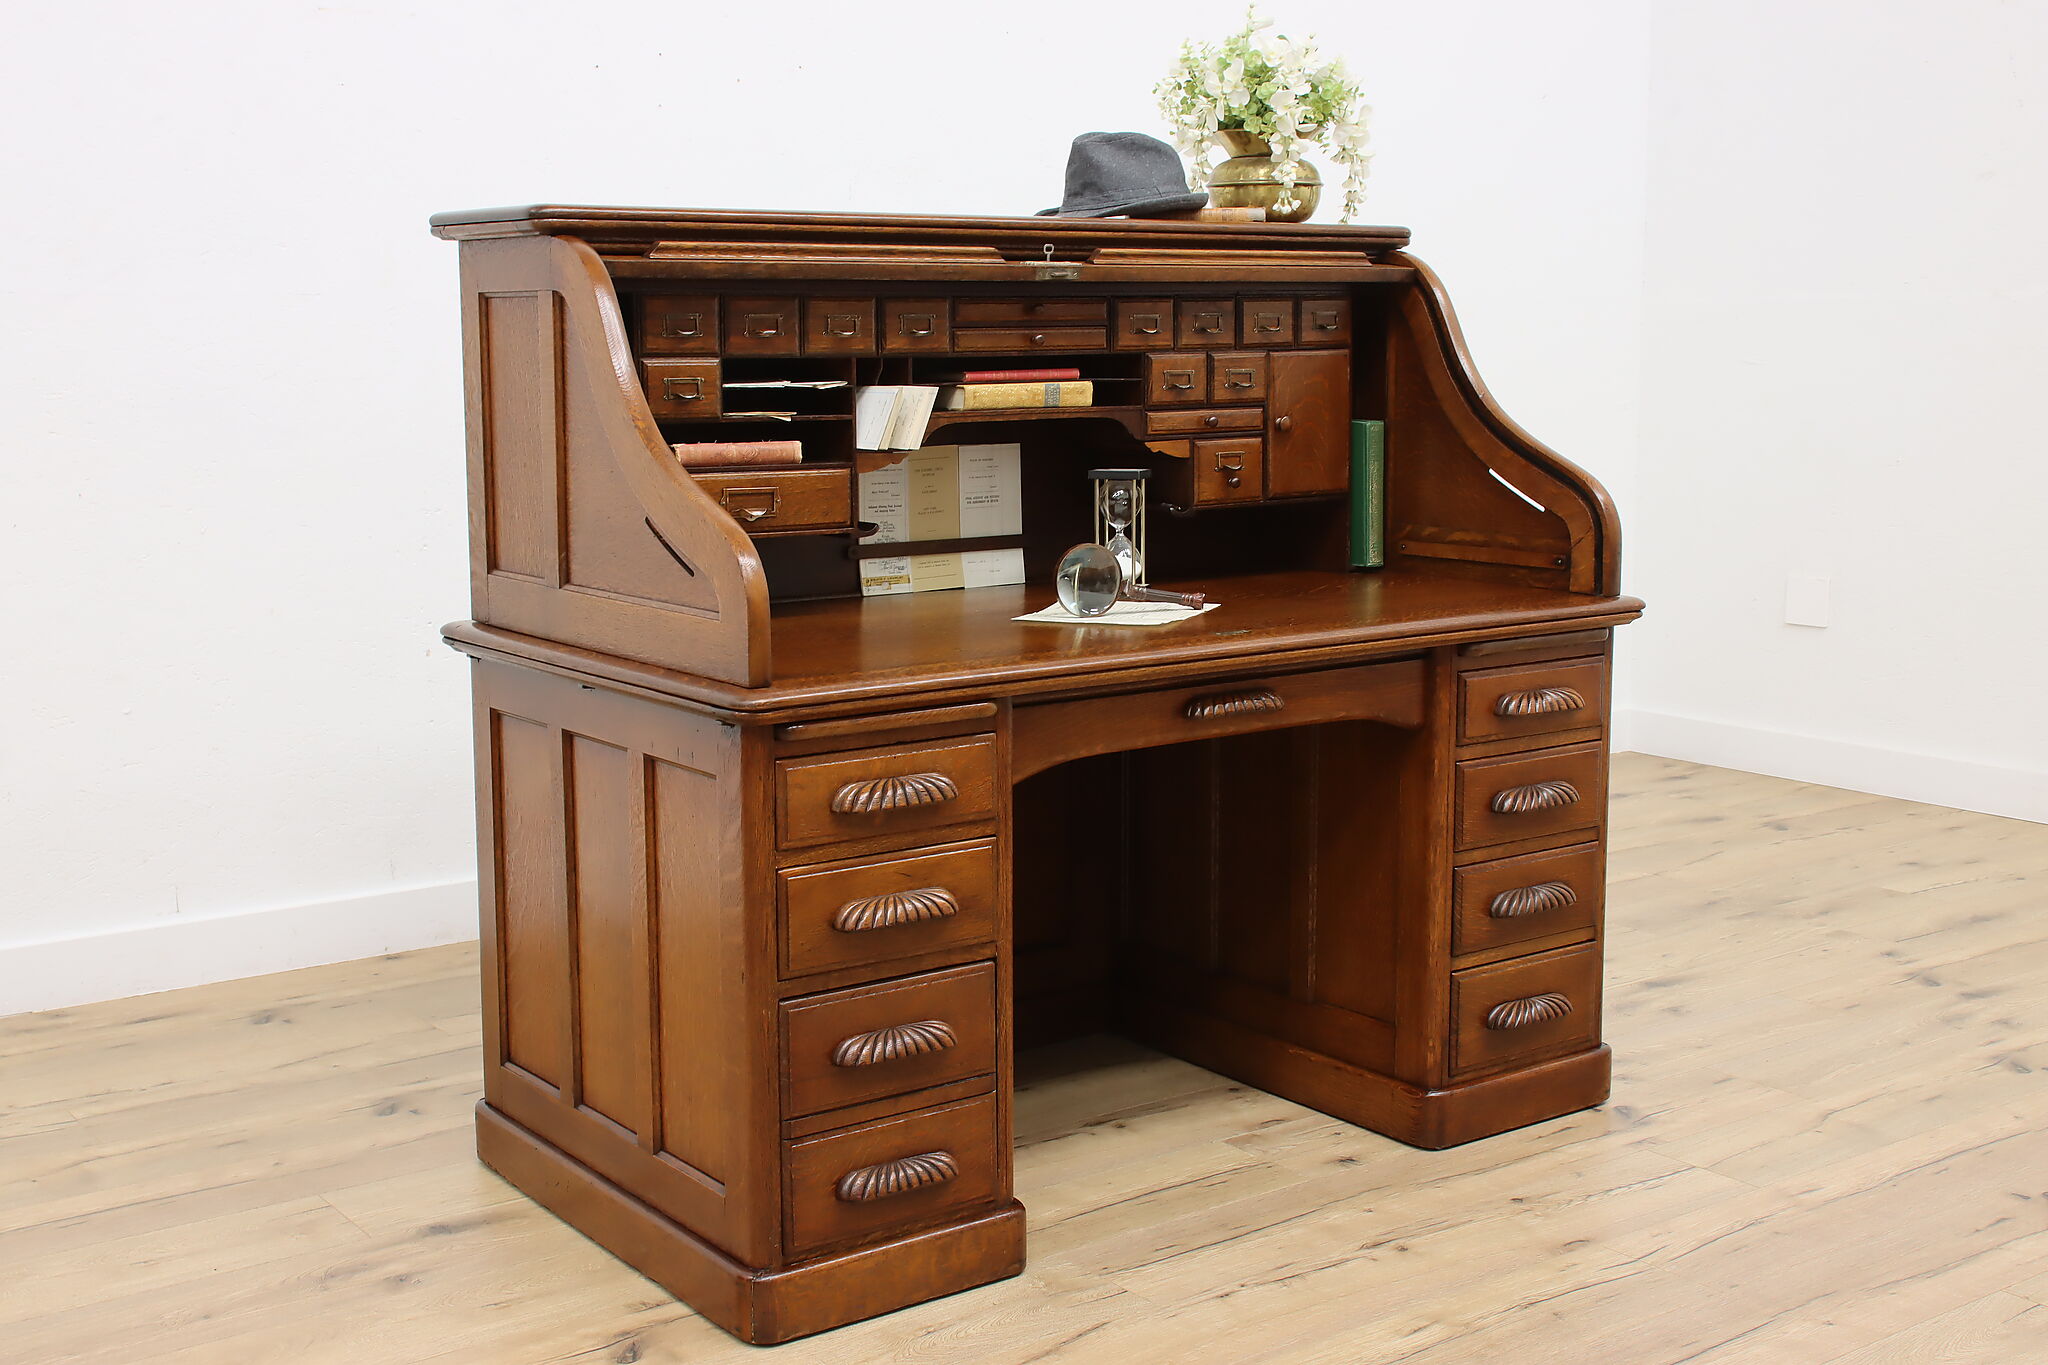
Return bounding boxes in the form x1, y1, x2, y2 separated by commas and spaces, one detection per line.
763, 567, 1641, 706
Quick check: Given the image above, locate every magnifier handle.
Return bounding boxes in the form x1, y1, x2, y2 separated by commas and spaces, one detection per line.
1121, 586, 1206, 610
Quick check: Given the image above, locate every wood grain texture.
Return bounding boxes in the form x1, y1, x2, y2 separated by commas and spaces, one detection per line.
7, 757, 2048, 1361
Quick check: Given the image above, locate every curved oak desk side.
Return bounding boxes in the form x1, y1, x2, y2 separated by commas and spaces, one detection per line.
437, 207, 1641, 1345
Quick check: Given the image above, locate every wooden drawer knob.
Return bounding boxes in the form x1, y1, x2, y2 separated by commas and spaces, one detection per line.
835, 1150, 959, 1203
831, 887, 960, 933
1204, 414, 1221, 427
1489, 881, 1579, 919
1030, 333, 1048, 345
1274, 415, 1292, 433
1485, 992, 1574, 1031
1184, 688, 1284, 721
830, 1019, 958, 1068
1495, 686, 1586, 718
1490, 780, 1580, 815
830, 771, 959, 815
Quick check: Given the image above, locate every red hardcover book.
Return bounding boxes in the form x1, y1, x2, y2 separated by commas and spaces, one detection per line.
959, 366, 1082, 383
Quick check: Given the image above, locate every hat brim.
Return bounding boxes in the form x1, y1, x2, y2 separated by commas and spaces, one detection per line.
1036, 189, 1212, 218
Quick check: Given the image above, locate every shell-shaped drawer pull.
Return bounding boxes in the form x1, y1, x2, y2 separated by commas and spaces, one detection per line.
1491, 780, 1580, 815
830, 1019, 958, 1068
1184, 688, 1284, 721
835, 1150, 959, 1203
831, 887, 960, 934
1488, 880, 1579, 919
1485, 992, 1574, 1031
830, 771, 958, 815
1495, 686, 1586, 719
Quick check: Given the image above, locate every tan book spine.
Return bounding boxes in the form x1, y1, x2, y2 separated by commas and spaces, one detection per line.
940, 381, 1093, 411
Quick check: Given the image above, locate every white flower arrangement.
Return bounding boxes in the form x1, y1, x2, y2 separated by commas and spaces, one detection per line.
1155, 7, 1373, 221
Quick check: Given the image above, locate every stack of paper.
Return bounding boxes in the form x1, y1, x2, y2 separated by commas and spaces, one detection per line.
854, 385, 940, 451
858, 444, 1024, 596
1013, 601, 1221, 628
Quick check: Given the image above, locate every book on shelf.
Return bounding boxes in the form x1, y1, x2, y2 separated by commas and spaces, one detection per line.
671, 439, 803, 470
938, 380, 1093, 411
1350, 419, 1386, 569
948, 367, 1083, 383
721, 378, 850, 390
854, 385, 940, 451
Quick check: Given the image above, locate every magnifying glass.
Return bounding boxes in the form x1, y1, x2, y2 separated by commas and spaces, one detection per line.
1054, 543, 1206, 617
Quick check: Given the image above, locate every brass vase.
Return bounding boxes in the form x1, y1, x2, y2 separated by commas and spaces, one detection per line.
1206, 129, 1322, 222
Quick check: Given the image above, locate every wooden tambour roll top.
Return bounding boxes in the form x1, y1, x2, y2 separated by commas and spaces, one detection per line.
430, 206, 1621, 689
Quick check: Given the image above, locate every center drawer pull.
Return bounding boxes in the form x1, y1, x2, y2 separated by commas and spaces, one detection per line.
1485, 992, 1574, 1031
1489, 881, 1579, 919
822, 313, 864, 337
832, 887, 960, 933
835, 1150, 959, 1203
1491, 780, 1580, 815
830, 772, 959, 814
1495, 686, 1586, 718
830, 1019, 958, 1068
1184, 688, 1284, 721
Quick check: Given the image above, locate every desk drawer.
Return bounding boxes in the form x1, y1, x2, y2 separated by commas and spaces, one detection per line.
954, 298, 1108, 326
690, 467, 850, 534
782, 963, 997, 1118
951, 326, 1108, 352
1177, 299, 1237, 348
777, 737, 999, 850
1240, 299, 1297, 346
641, 358, 721, 418
638, 294, 718, 355
1451, 942, 1601, 1078
781, 841, 999, 978
1456, 742, 1606, 852
724, 297, 801, 355
1013, 658, 1425, 780
804, 298, 877, 354
1115, 298, 1174, 348
1459, 657, 1606, 746
1145, 406, 1264, 435
1453, 842, 1603, 958
783, 1094, 1004, 1256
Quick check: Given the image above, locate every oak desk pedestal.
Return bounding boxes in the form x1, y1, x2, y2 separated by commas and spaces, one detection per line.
433, 205, 1641, 1344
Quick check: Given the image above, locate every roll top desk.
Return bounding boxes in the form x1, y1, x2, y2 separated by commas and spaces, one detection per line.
431, 204, 1641, 1344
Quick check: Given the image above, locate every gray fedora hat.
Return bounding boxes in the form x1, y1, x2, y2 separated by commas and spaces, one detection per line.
1038, 131, 1209, 218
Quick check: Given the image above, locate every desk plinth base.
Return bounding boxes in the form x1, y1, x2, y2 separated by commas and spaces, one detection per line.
475, 1103, 1026, 1345
1129, 1003, 1612, 1150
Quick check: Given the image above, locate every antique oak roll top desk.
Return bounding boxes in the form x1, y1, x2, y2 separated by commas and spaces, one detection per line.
431, 204, 1642, 1344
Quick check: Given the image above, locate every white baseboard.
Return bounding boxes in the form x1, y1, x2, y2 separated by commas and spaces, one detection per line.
0, 879, 480, 1018
1618, 708, 2048, 825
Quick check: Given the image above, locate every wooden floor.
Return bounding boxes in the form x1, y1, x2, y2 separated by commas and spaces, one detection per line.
5, 755, 2048, 1363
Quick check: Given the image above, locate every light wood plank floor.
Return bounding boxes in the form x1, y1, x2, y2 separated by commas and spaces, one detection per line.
5, 755, 2047, 1363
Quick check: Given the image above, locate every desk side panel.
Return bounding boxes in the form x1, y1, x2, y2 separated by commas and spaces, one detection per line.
471, 659, 776, 1265
1381, 252, 1623, 596
458, 235, 771, 685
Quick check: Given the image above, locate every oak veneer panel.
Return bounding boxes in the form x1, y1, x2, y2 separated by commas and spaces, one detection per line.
780, 841, 999, 978
1457, 655, 1607, 746
480, 290, 562, 582
1451, 841, 1603, 958
568, 734, 652, 1137
651, 754, 740, 1185
494, 711, 571, 1091
780, 963, 997, 1117
781, 1094, 1005, 1257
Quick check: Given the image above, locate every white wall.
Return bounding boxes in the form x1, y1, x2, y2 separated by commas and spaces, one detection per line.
0, 0, 1650, 1012
1626, 0, 2048, 823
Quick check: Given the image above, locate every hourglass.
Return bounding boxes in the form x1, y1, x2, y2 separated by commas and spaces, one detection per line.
1055, 468, 1206, 617
1089, 468, 1150, 587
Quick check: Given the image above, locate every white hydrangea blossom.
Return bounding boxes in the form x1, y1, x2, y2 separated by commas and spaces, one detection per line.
1155, 7, 1374, 220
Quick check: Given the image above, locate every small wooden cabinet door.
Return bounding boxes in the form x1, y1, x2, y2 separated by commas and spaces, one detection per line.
1265, 349, 1350, 498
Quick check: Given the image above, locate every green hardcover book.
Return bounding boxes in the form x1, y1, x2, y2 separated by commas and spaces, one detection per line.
1350, 419, 1386, 569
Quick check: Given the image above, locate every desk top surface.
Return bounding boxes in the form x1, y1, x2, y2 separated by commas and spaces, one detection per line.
449, 568, 1643, 718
